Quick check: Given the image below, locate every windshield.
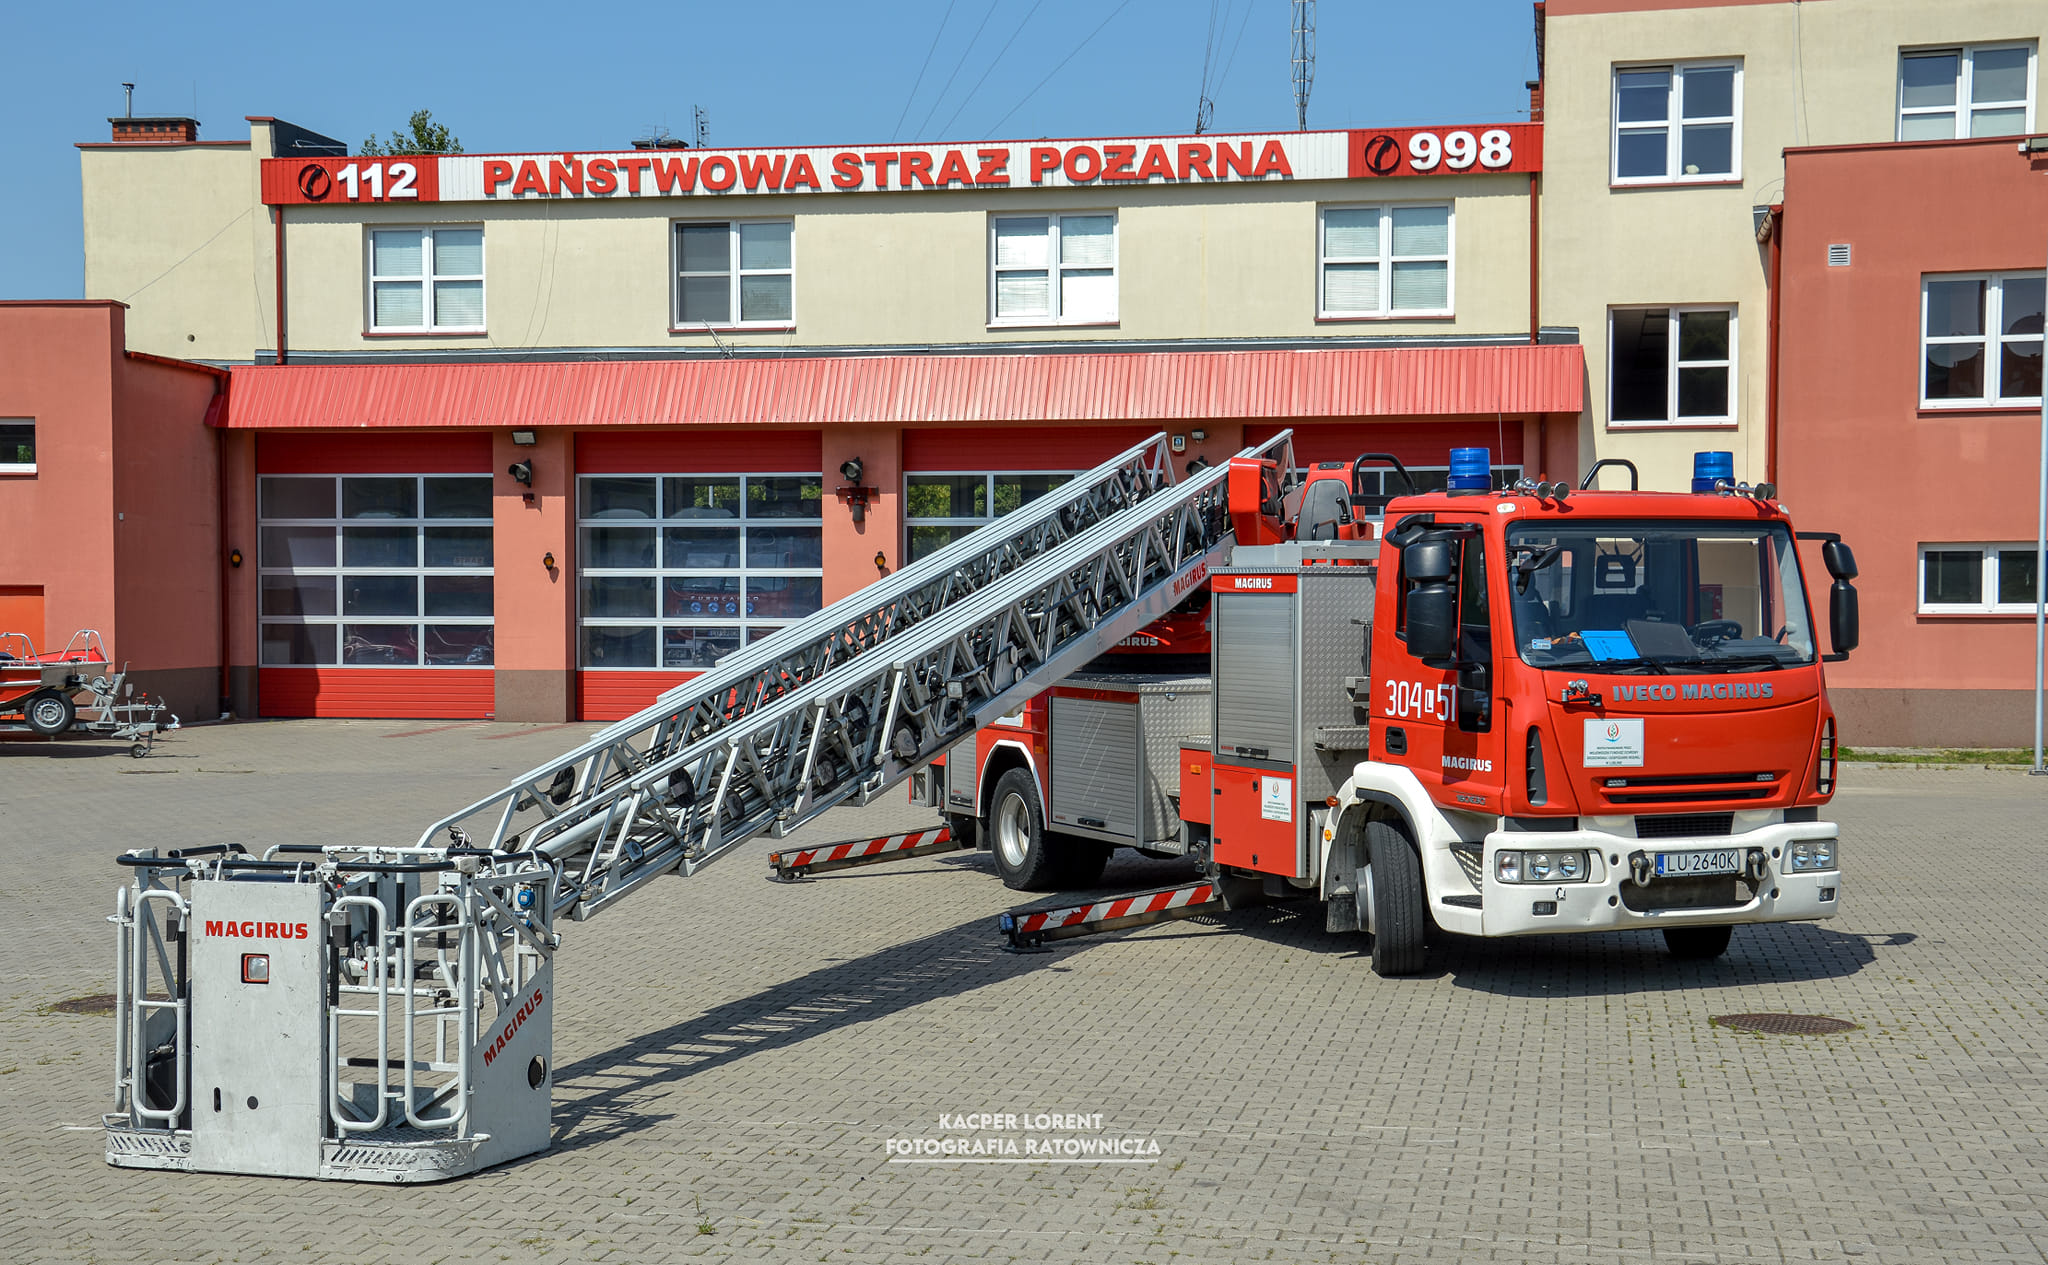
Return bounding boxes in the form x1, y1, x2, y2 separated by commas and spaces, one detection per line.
1505, 520, 1815, 672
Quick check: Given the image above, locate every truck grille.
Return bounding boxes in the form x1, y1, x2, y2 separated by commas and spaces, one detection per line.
1635, 813, 1735, 839
1598, 771, 1779, 806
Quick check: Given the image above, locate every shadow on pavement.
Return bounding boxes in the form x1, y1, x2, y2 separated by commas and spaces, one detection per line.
545, 911, 1099, 1154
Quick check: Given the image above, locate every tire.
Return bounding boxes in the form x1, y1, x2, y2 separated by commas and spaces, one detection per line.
1663, 925, 1734, 960
988, 768, 1059, 890
1366, 819, 1427, 977
25, 691, 75, 737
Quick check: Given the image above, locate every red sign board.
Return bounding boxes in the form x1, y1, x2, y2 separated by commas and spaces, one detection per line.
261, 156, 443, 206
1347, 124, 1542, 179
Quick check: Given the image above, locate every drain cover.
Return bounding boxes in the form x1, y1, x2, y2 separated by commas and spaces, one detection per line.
1712, 1012, 1858, 1036
47, 994, 117, 1016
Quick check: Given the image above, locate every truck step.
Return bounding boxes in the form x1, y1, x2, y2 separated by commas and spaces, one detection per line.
997, 881, 1222, 951
768, 826, 967, 880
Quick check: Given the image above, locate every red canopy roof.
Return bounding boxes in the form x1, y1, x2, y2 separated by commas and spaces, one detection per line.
220, 344, 1583, 429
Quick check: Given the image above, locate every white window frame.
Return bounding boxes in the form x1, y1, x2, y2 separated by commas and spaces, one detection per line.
1917, 542, 2042, 614
1611, 60, 1743, 186
365, 226, 485, 334
904, 470, 1079, 563
1317, 203, 1455, 320
987, 212, 1119, 327
1606, 305, 1739, 429
671, 219, 796, 332
0, 418, 33, 474
256, 474, 496, 668
1897, 43, 2038, 140
577, 472, 825, 671
1920, 272, 2045, 408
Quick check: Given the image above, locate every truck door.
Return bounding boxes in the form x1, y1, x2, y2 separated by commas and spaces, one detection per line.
1378, 524, 1507, 813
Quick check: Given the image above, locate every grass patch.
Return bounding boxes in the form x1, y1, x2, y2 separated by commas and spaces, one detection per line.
1839, 747, 2033, 765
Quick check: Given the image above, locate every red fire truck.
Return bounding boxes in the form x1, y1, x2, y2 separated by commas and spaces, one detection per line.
924, 447, 1853, 974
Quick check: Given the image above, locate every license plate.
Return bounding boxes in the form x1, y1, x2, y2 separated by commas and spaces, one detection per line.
1655, 849, 1741, 878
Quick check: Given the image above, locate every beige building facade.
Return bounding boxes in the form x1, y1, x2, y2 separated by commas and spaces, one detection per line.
1540, 0, 2046, 492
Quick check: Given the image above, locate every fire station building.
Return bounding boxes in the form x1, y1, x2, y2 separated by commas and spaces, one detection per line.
9, 0, 2043, 742
70, 117, 1578, 722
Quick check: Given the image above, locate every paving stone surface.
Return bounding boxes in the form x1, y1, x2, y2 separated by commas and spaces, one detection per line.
1, 720, 2044, 1263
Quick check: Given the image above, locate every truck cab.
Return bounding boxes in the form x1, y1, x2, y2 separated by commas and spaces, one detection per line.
1196, 448, 1856, 975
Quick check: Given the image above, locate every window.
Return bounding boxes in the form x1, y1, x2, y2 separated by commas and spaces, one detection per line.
367, 227, 483, 332
0, 419, 32, 473
1918, 544, 2041, 613
1609, 306, 1736, 427
1922, 273, 2044, 406
578, 473, 823, 669
990, 214, 1116, 325
674, 220, 794, 328
257, 475, 494, 666
1319, 204, 1453, 317
1899, 44, 2036, 140
1612, 62, 1740, 184
905, 471, 1076, 562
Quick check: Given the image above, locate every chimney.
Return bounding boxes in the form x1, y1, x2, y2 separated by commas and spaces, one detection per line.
110, 116, 201, 143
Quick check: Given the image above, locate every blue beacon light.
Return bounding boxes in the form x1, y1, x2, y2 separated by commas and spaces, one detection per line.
1447, 446, 1493, 491
1691, 450, 1735, 493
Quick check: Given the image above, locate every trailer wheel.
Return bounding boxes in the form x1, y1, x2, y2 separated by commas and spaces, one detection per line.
1366, 820, 1427, 977
1663, 925, 1733, 960
989, 768, 1059, 890
25, 691, 75, 737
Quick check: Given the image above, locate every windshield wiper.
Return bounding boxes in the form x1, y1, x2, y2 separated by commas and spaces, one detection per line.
1588, 656, 1669, 675
1655, 654, 1796, 673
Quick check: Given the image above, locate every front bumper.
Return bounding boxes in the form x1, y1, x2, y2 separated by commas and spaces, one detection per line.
1472, 821, 1841, 938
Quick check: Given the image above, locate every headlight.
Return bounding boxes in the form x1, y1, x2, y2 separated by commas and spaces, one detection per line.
1495, 849, 1591, 883
1789, 839, 1838, 871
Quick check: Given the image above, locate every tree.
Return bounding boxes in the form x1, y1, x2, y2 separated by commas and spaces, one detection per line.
360, 109, 462, 157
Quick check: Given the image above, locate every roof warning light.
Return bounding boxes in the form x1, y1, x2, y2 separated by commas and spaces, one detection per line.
1448, 446, 1493, 491
1692, 450, 1734, 493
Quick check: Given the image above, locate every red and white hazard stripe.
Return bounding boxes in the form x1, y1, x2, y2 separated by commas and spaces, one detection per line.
768, 826, 954, 877
1008, 882, 1218, 938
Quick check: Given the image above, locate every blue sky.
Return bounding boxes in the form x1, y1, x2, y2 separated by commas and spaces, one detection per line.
1, 0, 1539, 299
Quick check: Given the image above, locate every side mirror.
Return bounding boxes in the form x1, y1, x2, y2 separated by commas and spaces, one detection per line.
1402, 539, 1458, 665
1829, 579, 1859, 658
1821, 539, 1858, 580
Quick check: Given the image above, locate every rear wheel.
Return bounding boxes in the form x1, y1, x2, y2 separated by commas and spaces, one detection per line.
25, 691, 74, 737
989, 768, 1059, 890
1663, 925, 1733, 960
1366, 819, 1427, 977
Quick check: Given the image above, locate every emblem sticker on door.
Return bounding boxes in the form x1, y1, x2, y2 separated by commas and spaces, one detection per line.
1260, 774, 1293, 822
1583, 717, 1645, 768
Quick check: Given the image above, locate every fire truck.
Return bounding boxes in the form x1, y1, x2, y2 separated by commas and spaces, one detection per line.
100, 433, 1854, 1183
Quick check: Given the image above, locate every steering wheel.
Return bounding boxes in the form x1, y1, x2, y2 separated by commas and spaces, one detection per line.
1688, 619, 1745, 644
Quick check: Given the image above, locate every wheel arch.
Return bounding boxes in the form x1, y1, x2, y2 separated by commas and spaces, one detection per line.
977, 739, 1042, 821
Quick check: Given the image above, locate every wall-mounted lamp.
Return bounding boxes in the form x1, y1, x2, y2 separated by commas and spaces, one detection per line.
2023, 135, 2048, 154
511, 429, 538, 446
836, 456, 877, 523
228, 548, 243, 568
1190, 429, 1207, 442
874, 550, 888, 575
542, 551, 556, 570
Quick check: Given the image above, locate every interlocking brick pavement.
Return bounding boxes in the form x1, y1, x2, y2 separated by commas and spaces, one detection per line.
1, 721, 2044, 1263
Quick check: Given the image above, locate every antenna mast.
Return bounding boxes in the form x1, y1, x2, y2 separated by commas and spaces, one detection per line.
693, 105, 710, 150
1291, 0, 1316, 131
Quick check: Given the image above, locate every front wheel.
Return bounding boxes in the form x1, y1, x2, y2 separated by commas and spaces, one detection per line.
1365, 820, 1427, 977
25, 691, 75, 737
1663, 925, 1733, 960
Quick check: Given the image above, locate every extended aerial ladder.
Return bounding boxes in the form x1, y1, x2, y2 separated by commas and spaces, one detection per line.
104, 429, 1292, 1183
